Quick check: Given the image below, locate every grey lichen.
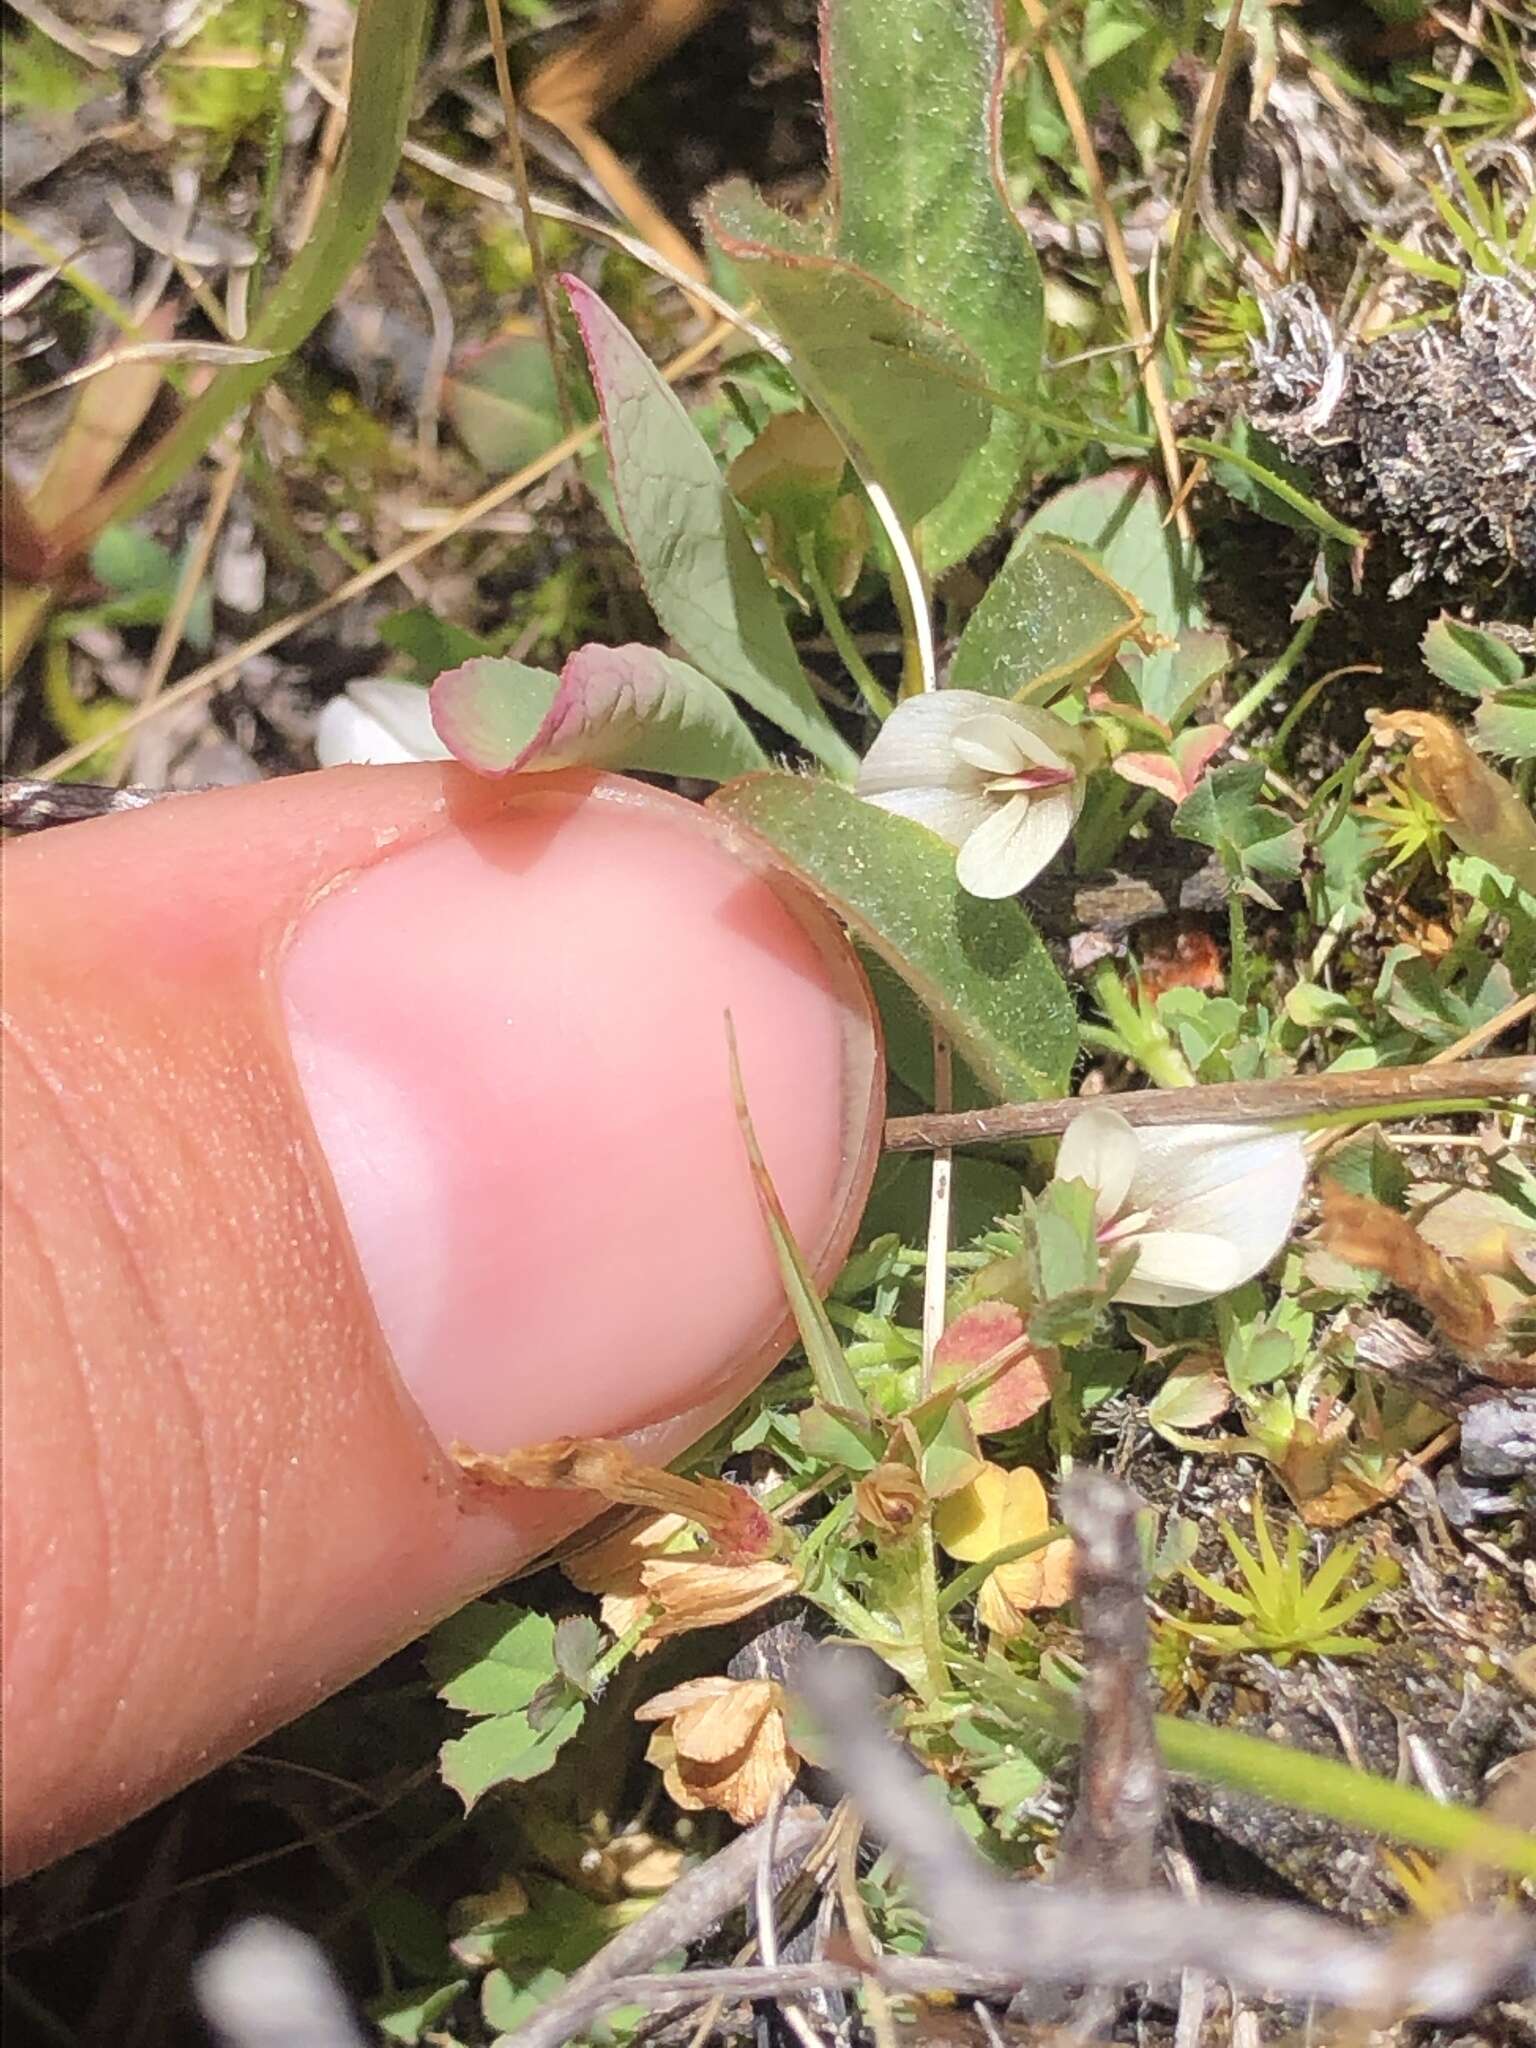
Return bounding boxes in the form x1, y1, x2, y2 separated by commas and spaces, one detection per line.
1247, 278, 1536, 597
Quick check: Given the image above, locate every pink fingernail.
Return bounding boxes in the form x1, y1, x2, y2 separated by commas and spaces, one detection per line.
281, 776, 879, 1453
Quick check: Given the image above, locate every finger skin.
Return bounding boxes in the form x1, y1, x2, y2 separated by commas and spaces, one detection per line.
1, 764, 880, 1877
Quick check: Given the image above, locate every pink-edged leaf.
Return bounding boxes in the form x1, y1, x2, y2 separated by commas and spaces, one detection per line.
1172, 723, 1229, 786
1113, 751, 1192, 804
562, 276, 857, 779
934, 1301, 1024, 1371
1115, 724, 1229, 805
429, 656, 559, 773
431, 643, 767, 781
932, 1301, 1055, 1434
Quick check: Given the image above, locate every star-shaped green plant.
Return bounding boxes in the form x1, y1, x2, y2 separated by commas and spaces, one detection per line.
1169, 1493, 1382, 1663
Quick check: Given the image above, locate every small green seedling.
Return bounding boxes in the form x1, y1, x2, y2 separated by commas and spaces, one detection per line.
1170, 1493, 1382, 1663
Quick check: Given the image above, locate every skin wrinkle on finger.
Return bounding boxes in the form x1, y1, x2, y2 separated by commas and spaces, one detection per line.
1, 1186, 117, 1720
1, 764, 882, 1875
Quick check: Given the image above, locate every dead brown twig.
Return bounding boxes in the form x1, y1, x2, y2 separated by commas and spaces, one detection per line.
884, 1056, 1536, 1153
1013, 0, 1189, 539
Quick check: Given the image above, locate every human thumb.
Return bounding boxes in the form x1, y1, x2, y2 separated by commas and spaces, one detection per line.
1, 763, 882, 1877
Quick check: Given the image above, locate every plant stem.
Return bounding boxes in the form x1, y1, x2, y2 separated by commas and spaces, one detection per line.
1089, 960, 1197, 1089
804, 554, 893, 720
1226, 881, 1251, 1007
482, 0, 576, 436
249, 1, 305, 306
1223, 614, 1318, 736
938, 1524, 1070, 1613
915, 1515, 950, 1703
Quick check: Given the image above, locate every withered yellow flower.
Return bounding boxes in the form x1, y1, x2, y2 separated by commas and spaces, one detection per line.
455, 1437, 779, 1560
1371, 711, 1536, 893
936, 1462, 1074, 1633
635, 1676, 798, 1825
637, 1556, 800, 1646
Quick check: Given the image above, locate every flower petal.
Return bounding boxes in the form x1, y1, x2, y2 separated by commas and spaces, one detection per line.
861, 782, 993, 848
1129, 1122, 1307, 1284
1113, 1228, 1247, 1306
857, 690, 1002, 797
1055, 1106, 1138, 1226
1000, 704, 1084, 770
955, 787, 1075, 898
315, 678, 451, 766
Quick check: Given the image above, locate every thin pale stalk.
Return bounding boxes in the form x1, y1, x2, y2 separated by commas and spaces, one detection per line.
123, 425, 246, 780
920, 1033, 954, 1396
1151, 0, 1249, 351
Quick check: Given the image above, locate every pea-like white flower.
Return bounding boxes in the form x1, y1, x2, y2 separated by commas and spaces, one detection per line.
857, 690, 1097, 899
1056, 1106, 1308, 1308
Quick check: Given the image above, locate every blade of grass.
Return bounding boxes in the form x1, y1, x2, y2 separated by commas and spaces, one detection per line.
1002, 1684, 1536, 1879
726, 1017, 870, 1418
41, 0, 434, 565
1179, 436, 1368, 547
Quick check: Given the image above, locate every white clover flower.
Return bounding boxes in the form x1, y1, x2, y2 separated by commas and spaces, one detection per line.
1055, 1106, 1308, 1308
314, 678, 451, 767
856, 690, 1098, 899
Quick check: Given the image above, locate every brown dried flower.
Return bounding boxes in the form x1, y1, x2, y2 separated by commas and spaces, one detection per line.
854, 1460, 928, 1538
561, 1511, 692, 1635
635, 1676, 798, 1824
637, 1556, 800, 1646
1320, 1181, 1497, 1354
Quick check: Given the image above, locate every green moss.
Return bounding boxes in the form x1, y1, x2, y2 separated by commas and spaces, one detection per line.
1, 25, 93, 115
162, 0, 273, 142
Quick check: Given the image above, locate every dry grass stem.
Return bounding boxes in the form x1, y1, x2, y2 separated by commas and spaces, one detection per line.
34, 321, 735, 780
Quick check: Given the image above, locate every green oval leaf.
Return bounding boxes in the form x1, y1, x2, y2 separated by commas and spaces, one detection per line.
706, 181, 991, 532
1423, 613, 1528, 698
446, 332, 563, 476
432, 642, 767, 782
823, 0, 1044, 568
563, 276, 858, 779
951, 535, 1145, 702
711, 773, 1076, 1100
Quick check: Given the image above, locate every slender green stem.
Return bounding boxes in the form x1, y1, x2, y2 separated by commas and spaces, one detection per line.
796, 1493, 857, 1573
1089, 960, 1196, 1088
249, 1, 305, 306
804, 552, 893, 721
915, 1515, 950, 1702
1223, 615, 1318, 735
994, 1685, 1536, 1878
938, 1524, 1069, 1613
590, 1613, 652, 1687
1226, 882, 1251, 1007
